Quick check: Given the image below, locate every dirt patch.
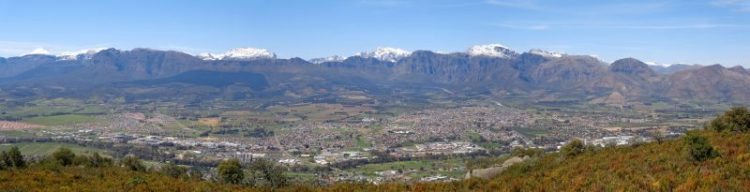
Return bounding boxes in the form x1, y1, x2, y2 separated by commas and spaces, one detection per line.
198, 118, 221, 127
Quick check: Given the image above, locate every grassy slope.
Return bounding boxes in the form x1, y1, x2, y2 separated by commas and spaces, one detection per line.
483, 131, 750, 191
0, 167, 256, 192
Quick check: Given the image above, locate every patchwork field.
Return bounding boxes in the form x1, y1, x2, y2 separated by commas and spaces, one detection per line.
22, 114, 100, 126
0, 120, 42, 130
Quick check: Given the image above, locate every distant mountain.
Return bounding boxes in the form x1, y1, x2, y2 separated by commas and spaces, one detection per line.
609, 58, 657, 78
0, 45, 748, 104
0, 54, 57, 78
309, 55, 345, 64
664, 65, 750, 101
649, 64, 703, 74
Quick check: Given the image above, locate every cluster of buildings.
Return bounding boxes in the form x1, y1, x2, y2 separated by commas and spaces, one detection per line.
393, 141, 485, 157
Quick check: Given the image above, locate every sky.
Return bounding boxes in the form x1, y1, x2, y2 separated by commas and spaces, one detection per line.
0, 0, 749, 66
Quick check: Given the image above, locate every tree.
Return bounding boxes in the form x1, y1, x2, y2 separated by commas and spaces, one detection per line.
52, 147, 76, 166
709, 107, 750, 132
653, 131, 665, 144
6, 146, 25, 168
684, 133, 718, 162
0, 151, 8, 170
217, 158, 244, 184
0, 151, 8, 169
248, 158, 288, 188
121, 155, 146, 171
560, 139, 585, 158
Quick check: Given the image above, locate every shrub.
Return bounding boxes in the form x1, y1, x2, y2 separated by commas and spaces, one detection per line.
121, 155, 146, 171
684, 133, 719, 162
560, 139, 585, 158
6, 146, 25, 168
88, 152, 113, 167
709, 107, 750, 132
511, 147, 544, 157
161, 163, 188, 179
0, 151, 7, 169
52, 147, 76, 166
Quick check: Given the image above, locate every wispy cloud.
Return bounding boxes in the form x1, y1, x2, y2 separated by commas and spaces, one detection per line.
0, 40, 112, 57
492, 22, 750, 30
494, 23, 550, 30
358, 0, 411, 7
0, 41, 53, 57
601, 23, 750, 29
486, 0, 671, 15
712, 0, 750, 12
485, 0, 541, 10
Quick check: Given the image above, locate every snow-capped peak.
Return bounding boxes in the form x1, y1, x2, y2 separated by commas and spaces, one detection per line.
467, 44, 518, 58
309, 55, 346, 64
198, 47, 276, 60
355, 47, 411, 62
58, 48, 108, 60
29, 48, 51, 55
528, 49, 564, 58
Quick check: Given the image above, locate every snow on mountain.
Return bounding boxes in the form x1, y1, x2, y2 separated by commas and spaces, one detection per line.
57, 48, 108, 60
355, 47, 411, 62
309, 55, 345, 64
467, 44, 518, 58
528, 49, 564, 58
29, 48, 51, 55
198, 48, 276, 60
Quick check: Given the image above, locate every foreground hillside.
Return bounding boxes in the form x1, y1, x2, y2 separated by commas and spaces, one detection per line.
2, 108, 750, 191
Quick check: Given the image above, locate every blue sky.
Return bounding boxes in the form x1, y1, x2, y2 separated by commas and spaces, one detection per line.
0, 0, 749, 66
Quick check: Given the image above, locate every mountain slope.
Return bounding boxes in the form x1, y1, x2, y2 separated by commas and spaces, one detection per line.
0, 46, 748, 104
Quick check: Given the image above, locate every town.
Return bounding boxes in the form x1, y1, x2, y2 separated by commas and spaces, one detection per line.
0, 100, 708, 183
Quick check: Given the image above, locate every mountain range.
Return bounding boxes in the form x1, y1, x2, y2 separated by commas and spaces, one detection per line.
0, 44, 748, 105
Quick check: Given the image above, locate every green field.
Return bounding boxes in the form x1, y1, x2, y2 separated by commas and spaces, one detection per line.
355, 135, 372, 148
22, 114, 99, 126
0, 130, 37, 137
0, 142, 108, 157
513, 127, 549, 137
